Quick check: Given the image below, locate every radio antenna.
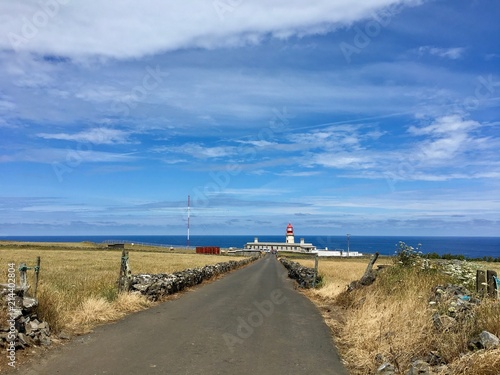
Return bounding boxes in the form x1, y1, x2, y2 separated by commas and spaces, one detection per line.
187, 195, 190, 248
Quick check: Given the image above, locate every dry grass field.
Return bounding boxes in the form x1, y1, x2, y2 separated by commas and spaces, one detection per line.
296, 256, 500, 375
0, 242, 245, 335
296, 256, 375, 299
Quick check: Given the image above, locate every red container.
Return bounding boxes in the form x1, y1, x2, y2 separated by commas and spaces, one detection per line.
196, 246, 220, 254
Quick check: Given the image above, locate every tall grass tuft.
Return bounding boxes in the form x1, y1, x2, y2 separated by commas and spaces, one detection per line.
449, 348, 500, 375
476, 299, 500, 337
333, 266, 451, 374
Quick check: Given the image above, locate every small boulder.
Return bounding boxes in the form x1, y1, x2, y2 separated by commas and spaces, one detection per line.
407, 360, 430, 375
22, 297, 38, 312
58, 331, 71, 340
377, 363, 395, 375
468, 331, 500, 350
479, 330, 499, 349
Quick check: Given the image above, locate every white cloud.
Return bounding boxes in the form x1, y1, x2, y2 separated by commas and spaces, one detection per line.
285, 114, 500, 183
37, 128, 132, 144
417, 46, 466, 60
409, 115, 481, 163
237, 140, 278, 148
0, 98, 15, 111
312, 153, 371, 169
408, 115, 479, 135
276, 170, 321, 177
154, 143, 236, 159
1, 147, 138, 164
0, 1, 421, 60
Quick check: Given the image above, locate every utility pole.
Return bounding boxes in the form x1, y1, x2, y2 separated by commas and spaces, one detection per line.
187, 195, 190, 249
347, 233, 350, 257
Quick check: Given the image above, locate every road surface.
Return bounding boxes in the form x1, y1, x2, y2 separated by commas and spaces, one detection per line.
13, 255, 348, 375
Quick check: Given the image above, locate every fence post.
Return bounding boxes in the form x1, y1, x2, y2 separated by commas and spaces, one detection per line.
118, 249, 132, 293
34, 256, 41, 298
476, 270, 487, 297
487, 270, 498, 298
312, 254, 319, 288
19, 263, 28, 292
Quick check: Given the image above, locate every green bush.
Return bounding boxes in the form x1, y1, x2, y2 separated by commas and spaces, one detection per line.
394, 241, 422, 267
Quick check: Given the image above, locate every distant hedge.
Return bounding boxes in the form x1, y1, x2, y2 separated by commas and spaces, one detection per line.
423, 252, 500, 262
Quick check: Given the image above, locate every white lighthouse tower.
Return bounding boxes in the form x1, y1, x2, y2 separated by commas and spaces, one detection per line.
286, 223, 295, 244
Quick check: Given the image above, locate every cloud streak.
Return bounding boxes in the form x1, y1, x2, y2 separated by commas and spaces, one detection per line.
1, 1, 422, 59
417, 46, 466, 60
37, 128, 133, 145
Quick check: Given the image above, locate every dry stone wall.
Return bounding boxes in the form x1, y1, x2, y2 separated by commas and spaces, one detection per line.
0, 285, 52, 350
130, 256, 259, 300
279, 258, 321, 288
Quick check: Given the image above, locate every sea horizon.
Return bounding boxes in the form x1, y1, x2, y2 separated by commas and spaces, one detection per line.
1, 234, 499, 259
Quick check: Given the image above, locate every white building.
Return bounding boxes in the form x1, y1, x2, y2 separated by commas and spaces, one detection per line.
244, 223, 316, 252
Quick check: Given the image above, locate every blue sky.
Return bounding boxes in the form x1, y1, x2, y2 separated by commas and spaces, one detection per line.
0, 0, 499, 236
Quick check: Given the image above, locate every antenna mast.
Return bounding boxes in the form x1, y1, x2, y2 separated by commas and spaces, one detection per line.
187, 195, 190, 248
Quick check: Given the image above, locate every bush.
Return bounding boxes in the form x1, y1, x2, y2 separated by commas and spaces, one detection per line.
394, 241, 422, 267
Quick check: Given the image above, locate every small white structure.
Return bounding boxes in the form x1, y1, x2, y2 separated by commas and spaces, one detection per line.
312, 249, 364, 257
244, 223, 316, 252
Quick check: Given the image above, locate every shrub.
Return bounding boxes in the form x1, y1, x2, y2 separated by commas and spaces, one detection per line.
394, 241, 422, 267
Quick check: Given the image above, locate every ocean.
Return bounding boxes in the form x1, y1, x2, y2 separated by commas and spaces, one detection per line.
0, 235, 499, 258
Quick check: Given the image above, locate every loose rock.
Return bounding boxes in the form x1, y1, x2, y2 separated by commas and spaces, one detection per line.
407, 360, 430, 375
469, 330, 500, 350
377, 362, 395, 375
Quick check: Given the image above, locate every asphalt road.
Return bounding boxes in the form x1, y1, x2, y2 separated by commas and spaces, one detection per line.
14, 255, 348, 375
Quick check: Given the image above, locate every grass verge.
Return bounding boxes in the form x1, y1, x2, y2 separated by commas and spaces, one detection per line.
297, 256, 500, 375
0, 243, 245, 335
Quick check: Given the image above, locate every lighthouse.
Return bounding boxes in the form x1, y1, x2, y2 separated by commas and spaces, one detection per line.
286, 223, 295, 244
244, 222, 316, 252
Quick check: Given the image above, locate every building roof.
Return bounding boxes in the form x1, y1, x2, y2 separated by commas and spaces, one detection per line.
245, 241, 315, 247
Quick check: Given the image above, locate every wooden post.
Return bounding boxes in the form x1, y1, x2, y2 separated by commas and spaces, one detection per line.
19, 263, 28, 292
34, 256, 41, 298
476, 270, 487, 297
347, 252, 380, 292
118, 249, 131, 293
312, 254, 319, 288
487, 270, 498, 298
360, 252, 379, 285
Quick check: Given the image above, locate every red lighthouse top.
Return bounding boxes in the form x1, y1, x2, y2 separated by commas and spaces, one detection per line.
286, 223, 294, 235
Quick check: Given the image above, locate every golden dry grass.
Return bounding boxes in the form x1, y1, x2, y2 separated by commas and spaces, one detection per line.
295, 256, 500, 375
298, 256, 378, 299
0, 243, 245, 335
336, 268, 450, 374
447, 348, 500, 375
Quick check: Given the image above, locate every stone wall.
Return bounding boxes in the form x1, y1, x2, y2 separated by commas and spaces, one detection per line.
279, 258, 321, 288
0, 286, 52, 350
130, 256, 259, 300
